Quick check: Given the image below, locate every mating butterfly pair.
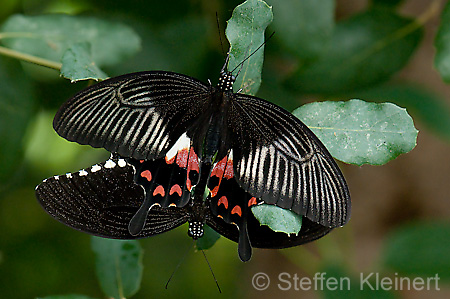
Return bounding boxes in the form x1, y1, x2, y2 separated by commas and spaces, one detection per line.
35, 63, 351, 262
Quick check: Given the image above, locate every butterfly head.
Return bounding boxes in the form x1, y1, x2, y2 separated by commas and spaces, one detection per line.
217, 71, 235, 92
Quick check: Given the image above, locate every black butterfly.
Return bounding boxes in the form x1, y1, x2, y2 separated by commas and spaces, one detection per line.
35, 62, 351, 262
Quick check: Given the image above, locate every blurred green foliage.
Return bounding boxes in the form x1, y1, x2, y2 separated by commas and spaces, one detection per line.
91, 238, 143, 298
0, 0, 449, 298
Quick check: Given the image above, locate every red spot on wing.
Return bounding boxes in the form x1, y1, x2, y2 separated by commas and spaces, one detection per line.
186, 147, 199, 191
153, 185, 165, 197
231, 205, 242, 217
224, 157, 233, 179
140, 170, 152, 181
169, 184, 182, 197
139, 160, 144, 163
176, 147, 189, 168
188, 147, 199, 171
209, 156, 228, 197
217, 196, 228, 209
211, 156, 227, 178
248, 197, 257, 207
210, 185, 221, 197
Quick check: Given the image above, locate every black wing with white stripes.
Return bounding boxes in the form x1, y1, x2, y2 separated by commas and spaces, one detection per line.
227, 93, 350, 228
53, 71, 211, 160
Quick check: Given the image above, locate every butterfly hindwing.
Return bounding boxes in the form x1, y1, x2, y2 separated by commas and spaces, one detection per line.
205, 150, 332, 261
35, 155, 189, 239
207, 210, 332, 250
126, 132, 202, 235
206, 150, 262, 261
53, 71, 211, 161
226, 93, 350, 228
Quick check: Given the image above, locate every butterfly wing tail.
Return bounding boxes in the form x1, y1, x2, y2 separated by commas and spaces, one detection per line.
35, 156, 188, 239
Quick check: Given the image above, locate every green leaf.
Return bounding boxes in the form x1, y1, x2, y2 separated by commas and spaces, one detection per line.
270, 0, 334, 60
353, 84, 450, 141
382, 221, 450, 281
0, 57, 35, 189
61, 42, 108, 82
196, 225, 221, 250
434, 1, 450, 82
286, 8, 423, 94
1, 14, 141, 70
226, 0, 273, 95
293, 99, 418, 166
251, 204, 302, 235
37, 295, 98, 299
91, 237, 143, 299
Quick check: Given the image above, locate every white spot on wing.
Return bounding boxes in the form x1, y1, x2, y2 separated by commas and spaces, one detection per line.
54, 175, 59, 180
165, 132, 190, 161
118, 159, 127, 167
66, 173, 73, 178
104, 159, 116, 169
79, 169, 88, 176
91, 164, 101, 172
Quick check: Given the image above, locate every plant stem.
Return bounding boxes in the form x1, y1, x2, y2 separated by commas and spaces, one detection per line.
0, 45, 61, 70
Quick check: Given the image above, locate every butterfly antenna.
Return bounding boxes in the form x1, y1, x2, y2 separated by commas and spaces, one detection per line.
165, 243, 193, 289
235, 50, 248, 78
220, 52, 231, 74
201, 249, 222, 293
216, 12, 226, 58
230, 31, 275, 74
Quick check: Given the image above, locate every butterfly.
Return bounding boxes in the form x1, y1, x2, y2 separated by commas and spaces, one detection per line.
35, 60, 351, 262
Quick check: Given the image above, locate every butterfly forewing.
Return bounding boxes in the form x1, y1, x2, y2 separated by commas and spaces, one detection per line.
227, 94, 350, 228
53, 71, 211, 160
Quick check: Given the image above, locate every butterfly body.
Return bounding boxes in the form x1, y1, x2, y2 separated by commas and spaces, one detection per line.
36, 68, 350, 262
